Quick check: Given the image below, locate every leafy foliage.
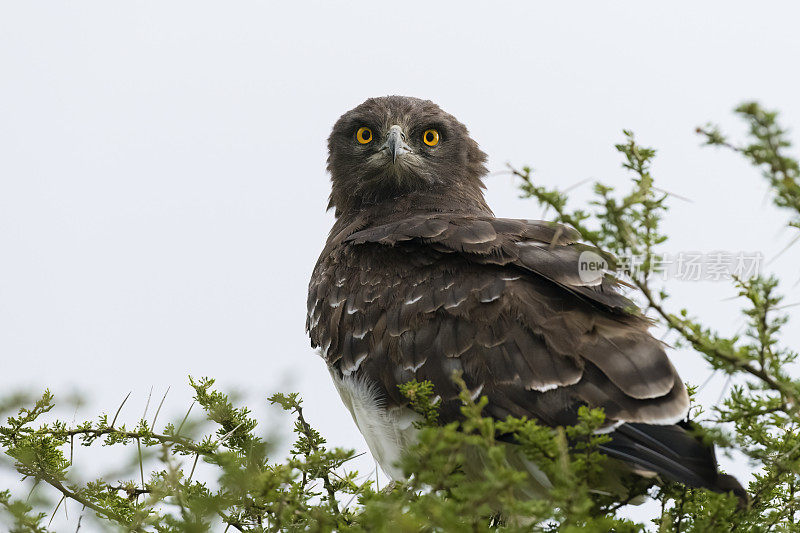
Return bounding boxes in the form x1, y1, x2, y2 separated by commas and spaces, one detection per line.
2, 103, 799, 531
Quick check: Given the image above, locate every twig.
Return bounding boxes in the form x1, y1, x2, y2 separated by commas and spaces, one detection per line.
137, 438, 145, 491
152, 387, 170, 429
111, 392, 132, 428
108, 485, 150, 497
187, 453, 200, 484
176, 401, 195, 437
142, 386, 153, 420
47, 494, 66, 528
293, 403, 341, 516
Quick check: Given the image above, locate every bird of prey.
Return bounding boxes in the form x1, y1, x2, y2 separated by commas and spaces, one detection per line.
307, 95, 745, 501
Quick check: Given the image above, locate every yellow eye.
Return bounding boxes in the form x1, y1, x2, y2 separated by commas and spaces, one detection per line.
356, 127, 372, 144
423, 129, 440, 146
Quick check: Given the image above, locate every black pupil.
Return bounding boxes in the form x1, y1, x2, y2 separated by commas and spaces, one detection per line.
362, 129, 370, 140
426, 131, 434, 143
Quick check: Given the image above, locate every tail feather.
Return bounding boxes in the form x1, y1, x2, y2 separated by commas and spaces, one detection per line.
600, 422, 748, 504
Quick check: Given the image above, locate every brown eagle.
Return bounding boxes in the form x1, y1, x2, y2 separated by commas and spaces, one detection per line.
307, 95, 745, 500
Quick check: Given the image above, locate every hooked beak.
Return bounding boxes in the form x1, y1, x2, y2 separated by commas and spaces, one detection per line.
381, 125, 412, 163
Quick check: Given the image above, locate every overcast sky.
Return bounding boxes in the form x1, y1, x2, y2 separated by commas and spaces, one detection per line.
2, 1, 800, 529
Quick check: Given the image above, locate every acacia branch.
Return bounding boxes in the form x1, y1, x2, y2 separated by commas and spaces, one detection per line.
37, 472, 139, 531
48, 427, 210, 456
510, 165, 797, 406
635, 282, 795, 405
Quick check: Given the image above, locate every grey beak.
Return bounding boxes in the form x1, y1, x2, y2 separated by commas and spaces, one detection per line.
382, 125, 412, 163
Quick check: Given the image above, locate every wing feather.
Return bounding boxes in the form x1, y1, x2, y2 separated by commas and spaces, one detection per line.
311, 213, 688, 433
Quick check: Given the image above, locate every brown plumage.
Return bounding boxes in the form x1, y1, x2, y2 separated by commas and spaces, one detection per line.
307, 95, 746, 501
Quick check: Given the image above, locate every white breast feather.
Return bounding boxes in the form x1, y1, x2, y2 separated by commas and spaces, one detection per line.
326, 362, 554, 498
329, 370, 420, 480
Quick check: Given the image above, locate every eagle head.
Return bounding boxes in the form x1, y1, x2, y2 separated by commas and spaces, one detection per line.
326, 96, 488, 218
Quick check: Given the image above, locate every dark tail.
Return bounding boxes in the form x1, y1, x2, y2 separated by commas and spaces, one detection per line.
600, 421, 749, 505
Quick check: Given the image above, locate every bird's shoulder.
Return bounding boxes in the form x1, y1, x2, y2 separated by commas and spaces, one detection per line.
312, 212, 636, 314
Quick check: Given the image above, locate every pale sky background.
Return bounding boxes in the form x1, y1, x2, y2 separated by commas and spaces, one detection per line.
2, 1, 800, 530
